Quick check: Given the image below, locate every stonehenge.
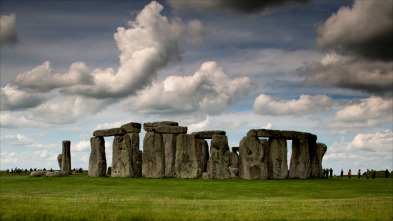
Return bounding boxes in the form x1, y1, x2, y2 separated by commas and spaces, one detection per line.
61, 141, 71, 175
81, 121, 327, 180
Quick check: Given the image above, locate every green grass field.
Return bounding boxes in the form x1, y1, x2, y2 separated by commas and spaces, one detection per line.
0, 172, 392, 221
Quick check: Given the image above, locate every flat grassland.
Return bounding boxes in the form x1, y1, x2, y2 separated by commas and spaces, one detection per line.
0, 172, 392, 220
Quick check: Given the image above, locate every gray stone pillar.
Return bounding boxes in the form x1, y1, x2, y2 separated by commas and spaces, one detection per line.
267, 138, 288, 179
229, 151, 239, 178
142, 131, 165, 178
129, 133, 141, 177
239, 135, 268, 180
310, 142, 327, 178
57, 154, 62, 170
175, 134, 198, 178
61, 141, 71, 174
88, 136, 107, 177
162, 134, 177, 177
289, 139, 311, 179
195, 139, 209, 177
207, 135, 231, 179
112, 135, 134, 178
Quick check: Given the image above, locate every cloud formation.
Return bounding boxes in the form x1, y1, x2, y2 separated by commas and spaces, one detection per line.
167, 0, 310, 14
317, 0, 392, 61
253, 94, 333, 116
0, 14, 17, 46
124, 61, 253, 115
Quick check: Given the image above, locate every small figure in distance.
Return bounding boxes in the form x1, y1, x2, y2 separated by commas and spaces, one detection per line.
340, 169, 343, 178
358, 169, 361, 179
329, 168, 333, 179
348, 169, 351, 179
366, 169, 370, 179
372, 169, 376, 179
385, 169, 390, 178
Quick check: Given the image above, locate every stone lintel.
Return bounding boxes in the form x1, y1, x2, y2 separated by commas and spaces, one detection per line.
154, 126, 187, 134
191, 130, 226, 139
120, 122, 141, 133
93, 128, 125, 137
232, 147, 239, 152
247, 129, 317, 142
143, 121, 179, 131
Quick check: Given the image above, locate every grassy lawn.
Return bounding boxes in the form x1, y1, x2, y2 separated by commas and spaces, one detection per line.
0, 172, 392, 220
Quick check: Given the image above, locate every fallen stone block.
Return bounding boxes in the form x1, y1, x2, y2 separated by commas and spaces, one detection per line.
30, 171, 47, 177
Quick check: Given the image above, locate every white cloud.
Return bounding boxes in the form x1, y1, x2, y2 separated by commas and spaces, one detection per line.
0, 13, 17, 46
316, 0, 392, 61
0, 84, 46, 110
124, 61, 253, 115
73, 140, 91, 152
253, 94, 333, 116
0, 134, 34, 145
329, 96, 393, 129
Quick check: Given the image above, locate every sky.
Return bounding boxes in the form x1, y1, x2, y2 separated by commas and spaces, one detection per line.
1, 0, 392, 175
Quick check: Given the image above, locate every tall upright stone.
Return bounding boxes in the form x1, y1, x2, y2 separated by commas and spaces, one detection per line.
111, 135, 133, 178
142, 131, 165, 178
207, 135, 230, 179
57, 154, 62, 170
175, 134, 198, 178
229, 151, 239, 168
239, 135, 268, 180
310, 142, 327, 178
162, 134, 178, 177
128, 133, 141, 177
61, 141, 71, 174
195, 139, 209, 177
88, 136, 107, 177
289, 139, 311, 179
267, 138, 288, 179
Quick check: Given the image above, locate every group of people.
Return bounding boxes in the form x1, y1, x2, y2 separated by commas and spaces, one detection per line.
73, 168, 84, 173
6, 168, 53, 173
323, 168, 333, 178
340, 169, 390, 179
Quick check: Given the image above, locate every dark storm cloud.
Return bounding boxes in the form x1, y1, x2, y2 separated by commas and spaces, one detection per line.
317, 0, 393, 61
167, 0, 311, 14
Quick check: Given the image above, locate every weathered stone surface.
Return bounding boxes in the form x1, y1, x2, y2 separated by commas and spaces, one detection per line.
142, 131, 165, 178
229, 152, 239, 168
155, 126, 187, 134
175, 134, 198, 178
128, 133, 141, 177
310, 142, 327, 178
162, 134, 178, 177
143, 121, 179, 131
239, 136, 268, 180
61, 141, 71, 175
202, 172, 209, 179
207, 135, 231, 179
46, 171, 67, 177
195, 139, 209, 177
30, 171, 47, 177
247, 129, 317, 142
230, 168, 239, 178
57, 154, 62, 169
93, 128, 125, 137
107, 167, 111, 175
88, 136, 107, 177
267, 138, 288, 179
232, 147, 239, 152
111, 135, 133, 178
191, 131, 226, 139
289, 139, 311, 179
121, 122, 141, 133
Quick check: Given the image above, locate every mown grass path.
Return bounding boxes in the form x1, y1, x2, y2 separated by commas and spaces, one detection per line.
0, 173, 392, 220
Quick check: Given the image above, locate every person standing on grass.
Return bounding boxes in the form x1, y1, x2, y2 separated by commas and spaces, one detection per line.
341, 169, 343, 178
348, 169, 351, 178
366, 169, 370, 179
358, 169, 361, 178
329, 168, 333, 178
372, 170, 376, 179
385, 169, 389, 178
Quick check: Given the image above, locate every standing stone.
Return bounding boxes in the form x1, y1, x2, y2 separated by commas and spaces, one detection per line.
229, 151, 239, 168
57, 154, 62, 170
194, 139, 209, 177
207, 135, 230, 179
310, 142, 327, 178
112, 135, 133, 178
61, 141, 71, 175
135, 150, 143, 177
267, 138, 288, 179
88, 136, 107, 177
230, 168, 239, 178
289, 139, 311, 179
175, 134, 198, 178
142, 131, 165, 178
128, 133, 141, 177
162, 134, 178, 177
239, 136, 268, 180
